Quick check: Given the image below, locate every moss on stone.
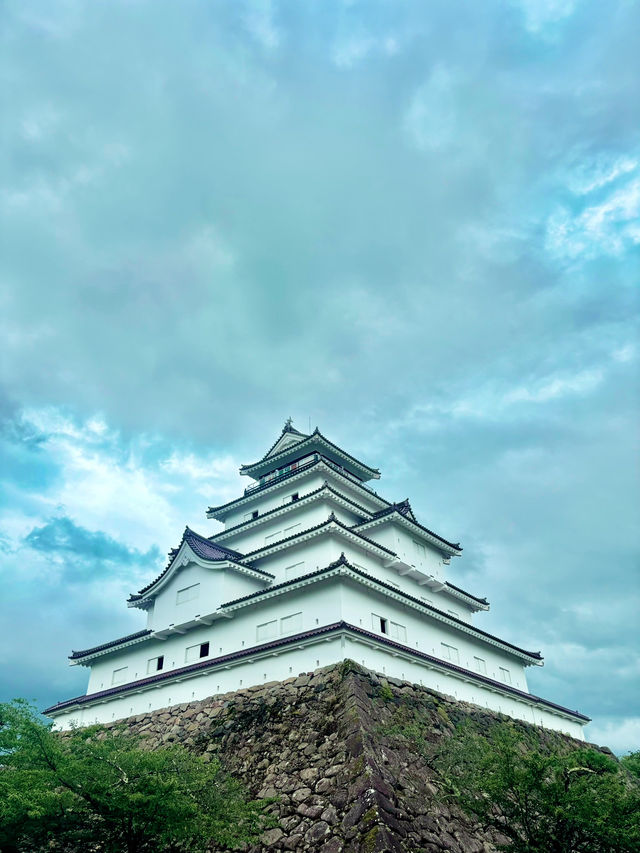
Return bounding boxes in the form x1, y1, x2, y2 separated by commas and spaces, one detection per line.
361, 824, 380, 852
437, 704, 451, 726
378, 684, 394, 702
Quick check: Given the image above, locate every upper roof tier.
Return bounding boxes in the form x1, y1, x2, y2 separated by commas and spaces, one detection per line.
239, 421, 381, 483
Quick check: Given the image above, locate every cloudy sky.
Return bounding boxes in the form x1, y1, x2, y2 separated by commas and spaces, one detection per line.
1, 0, 638, 753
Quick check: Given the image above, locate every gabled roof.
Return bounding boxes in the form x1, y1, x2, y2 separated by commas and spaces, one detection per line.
128, 527, 271, 603
355, 505, 462, 554
210, 483, 373, 543
259, 419, 309, 461
241, 514, 397, 562
207, 455, 389, 519
239, 427, 381, 483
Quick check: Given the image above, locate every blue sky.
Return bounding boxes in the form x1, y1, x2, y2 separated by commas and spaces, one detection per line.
1, 0, 638, 752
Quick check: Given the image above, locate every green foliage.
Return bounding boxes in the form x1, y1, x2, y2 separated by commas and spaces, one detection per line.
428, 722, 640, 853
0, 699, 274, 853
620, 749, 640, 780
378, 683, 394, 701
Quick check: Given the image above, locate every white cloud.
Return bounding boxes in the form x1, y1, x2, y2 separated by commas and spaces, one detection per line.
403, 66, 458, 152
586, 716, 640, 755
243, 0, 281, 51
512, 0, 580, 35
564, 153, 638, 196
332, 33, 399, 69
7, 408, 239, 551
545, 177, 640, 262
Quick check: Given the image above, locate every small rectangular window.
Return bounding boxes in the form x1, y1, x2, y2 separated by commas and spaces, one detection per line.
185, 642, 209, 663
147, 656, 164, 674
390, 621, 407, 642
251, 510, 259, 519
112, 667, 128, 685
291, 492, 299, 501
257, 620, 278, 642
474, 656, 486, 674
264, 530, 282, 544
372, 614, 388, 634
499, 667, 511, 684
441, 643, 459, 664
176, 583, 200, 605
280, 612, 303, 635
284, 561, 305, 580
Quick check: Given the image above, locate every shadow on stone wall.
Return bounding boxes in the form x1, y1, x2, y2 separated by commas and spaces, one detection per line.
110, 662, 602, 853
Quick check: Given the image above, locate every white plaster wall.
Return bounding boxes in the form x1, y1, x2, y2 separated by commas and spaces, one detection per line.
54, 458, 586, 742
57, 631, 584, 740
339, 638, 585, 740
223, 470, 327, 527
221, 463, 383, 528
59, 637, 346, 729
90, 575, 530, 699
338, 582, 531, 693
222, 499, 360, 555
149, 563, 265, 631
87, 583, 345, 695
366, 522, 448, 578
249, 534, 347, 582
334, 545, 472, 621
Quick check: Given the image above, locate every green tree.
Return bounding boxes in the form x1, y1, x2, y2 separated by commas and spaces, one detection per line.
430, 722, 640, 853
0, 699, 273, 853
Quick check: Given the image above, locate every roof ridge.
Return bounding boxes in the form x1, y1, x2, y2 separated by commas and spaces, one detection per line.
220, 561, 540, 661
209, 483, 375, 542
356, 507, 461, 552
241, 515, 397, 561
208, 456, 391, 517
240, 430, 380, 477
69, 629, 152, 660
130, 526, 264, 601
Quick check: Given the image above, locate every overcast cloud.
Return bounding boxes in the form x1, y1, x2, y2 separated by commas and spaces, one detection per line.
0, 0, 638, 753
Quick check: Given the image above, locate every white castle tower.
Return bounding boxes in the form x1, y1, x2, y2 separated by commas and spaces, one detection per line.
45, 422, 589, 737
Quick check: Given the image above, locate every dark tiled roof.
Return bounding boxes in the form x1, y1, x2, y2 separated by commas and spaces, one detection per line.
129, 527, 271, 602
220, 556, 540, 661
241, 429, 380, 479
356, 505, 462, 552
207, 456, 390, 517
44, 621, 589, 722
210, 483, 373, 542
70, 629, 152, 660
241, 515, 397, 561
257, 421, 309, 462
446, 581, 488, 606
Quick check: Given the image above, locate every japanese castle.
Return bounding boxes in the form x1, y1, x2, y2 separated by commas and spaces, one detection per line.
45, 422, 589, 737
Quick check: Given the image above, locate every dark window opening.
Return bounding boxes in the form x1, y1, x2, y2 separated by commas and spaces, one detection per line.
199, 642, 209, 658
252, 510, 259, 519
379, 618, 388, 634
291, 492, 299, 502
156, 655, 164, 671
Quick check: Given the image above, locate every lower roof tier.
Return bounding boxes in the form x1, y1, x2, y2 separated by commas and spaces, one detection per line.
45, 621, 588, 724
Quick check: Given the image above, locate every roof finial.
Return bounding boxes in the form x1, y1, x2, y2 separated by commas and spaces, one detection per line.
284, 416, 293, 432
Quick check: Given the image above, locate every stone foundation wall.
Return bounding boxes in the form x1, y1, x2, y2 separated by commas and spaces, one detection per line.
112, 662, 597, 853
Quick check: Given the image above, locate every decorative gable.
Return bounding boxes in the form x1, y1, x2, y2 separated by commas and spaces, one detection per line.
262, 419, 309, 461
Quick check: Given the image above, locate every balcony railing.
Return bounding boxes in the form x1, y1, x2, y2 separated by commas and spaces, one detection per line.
243, 454, 378, 497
